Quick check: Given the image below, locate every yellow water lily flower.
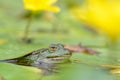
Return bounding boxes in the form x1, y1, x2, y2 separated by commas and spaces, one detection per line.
23, 0, 60, 13
72, 0, 120, 39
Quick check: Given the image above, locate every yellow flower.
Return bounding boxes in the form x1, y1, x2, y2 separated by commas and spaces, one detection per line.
72, 0, 120, 38
23, 0, 60, 13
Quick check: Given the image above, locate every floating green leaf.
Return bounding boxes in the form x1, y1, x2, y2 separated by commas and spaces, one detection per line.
0, 63, 41, 80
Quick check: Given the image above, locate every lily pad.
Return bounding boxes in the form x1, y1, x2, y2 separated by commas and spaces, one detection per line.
0, 63, 41, 80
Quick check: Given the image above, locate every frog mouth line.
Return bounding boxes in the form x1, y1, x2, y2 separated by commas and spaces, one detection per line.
46, 54, 70, 59
46, 55, 71, 62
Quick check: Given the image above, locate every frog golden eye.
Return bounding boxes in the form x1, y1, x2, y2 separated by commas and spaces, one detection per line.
50, 46, 57, 52
49, 44, 58, 52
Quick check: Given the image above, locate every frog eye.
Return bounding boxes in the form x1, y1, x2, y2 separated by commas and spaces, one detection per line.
50, 46, 57, 52
49, 44, 58, 52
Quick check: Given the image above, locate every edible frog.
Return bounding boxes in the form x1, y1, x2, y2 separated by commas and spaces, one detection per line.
1, 44, 71, 72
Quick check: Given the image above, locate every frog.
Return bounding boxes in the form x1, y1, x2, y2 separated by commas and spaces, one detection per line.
1, 43, 71, 74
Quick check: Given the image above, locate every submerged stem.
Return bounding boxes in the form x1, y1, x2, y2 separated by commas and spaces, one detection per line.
23, 12, 34, 42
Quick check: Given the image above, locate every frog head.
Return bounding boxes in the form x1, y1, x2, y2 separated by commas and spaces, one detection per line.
35, 43, 71, 62
46, 43, 71, 57
39, 43, 71, 63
